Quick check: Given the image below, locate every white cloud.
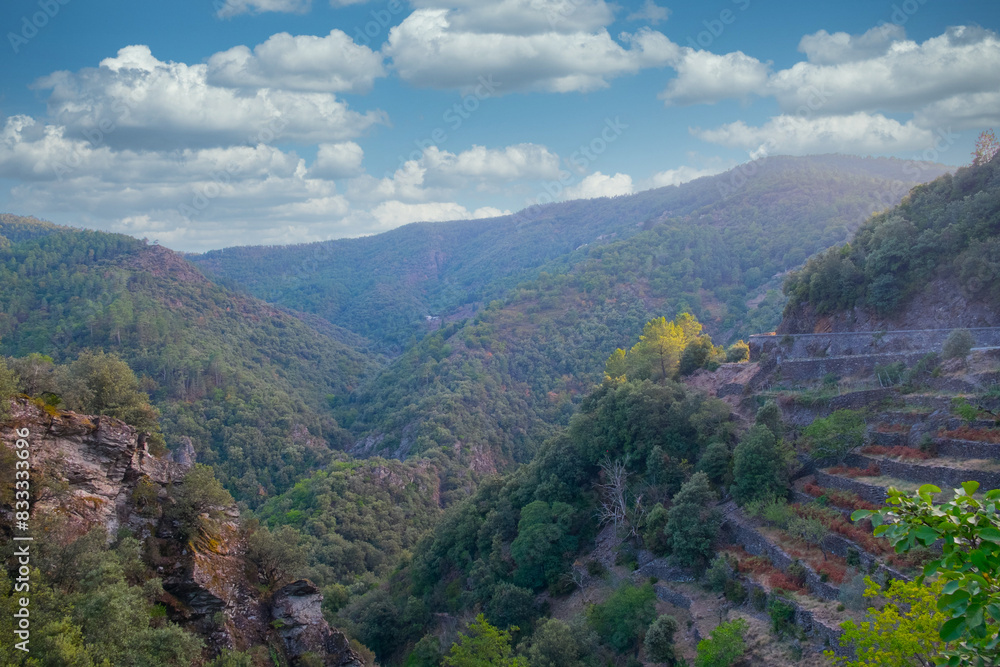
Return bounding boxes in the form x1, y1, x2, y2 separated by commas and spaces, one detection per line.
310, 142, 365, 179
769, 26, 1000, 115
216, 0, 311, 19
370, 200, 502, 228
641, 164, 725, 189
420, 143, 561, 183
660, 48, 770, 106
627, 0, 670, 25
207, 31, 386, 94
797, 24, 906, 65
914, 91, 1000, 131
693, 112, 935, 156
35, 45, 387, 150
409, 0, 615, 35
562, 171, 634, 200
384, 10, 678, 93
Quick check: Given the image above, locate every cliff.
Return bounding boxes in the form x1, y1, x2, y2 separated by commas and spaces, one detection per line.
0, 399, 364, 665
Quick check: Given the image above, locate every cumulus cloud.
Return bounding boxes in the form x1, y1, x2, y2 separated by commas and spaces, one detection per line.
562, 171, 634, 200
35, 45, 387, 150
409, 0, 615, 35
627, 0, 670, 25
693, 112, 935, 156
216, 0, 311, 19
384, 9, 678, 93
797, 24, 906, 65
660, 49, 770, 106
420, 143, 561, 183
207, 31, 386, 93
310, 142, 365, 179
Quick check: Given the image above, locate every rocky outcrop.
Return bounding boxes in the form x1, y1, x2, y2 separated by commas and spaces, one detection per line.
272, 580, 365, 666
0, 399, 361, 662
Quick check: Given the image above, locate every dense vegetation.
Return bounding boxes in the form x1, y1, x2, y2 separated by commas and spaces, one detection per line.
195, 155, 949, 352
784, 156, 1000, 316
0, 216, 382, 504
328, 318, 745, 664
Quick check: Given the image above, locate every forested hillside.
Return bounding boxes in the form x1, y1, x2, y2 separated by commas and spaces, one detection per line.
784, 154, 1000, 318
0, 215, 383, 502
324, 156, 951, 466
193, 155, 950, 352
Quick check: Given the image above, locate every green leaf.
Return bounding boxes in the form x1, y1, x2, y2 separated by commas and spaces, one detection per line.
979, 527, 1000, 544
918, 483, 942, 496
941, 617, 966, 642
962, 481, 980, 496
915, 526, 940, 545
851, 509, 873, 522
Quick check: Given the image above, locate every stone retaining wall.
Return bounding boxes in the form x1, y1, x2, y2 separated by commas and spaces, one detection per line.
935, 437, 1000, 460
846, 453, 1000, 491
813, 471, 889, 505
723, 510, 840, 602
751, 327, 1000, 361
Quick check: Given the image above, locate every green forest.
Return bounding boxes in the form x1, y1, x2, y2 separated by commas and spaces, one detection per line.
5, 151, 1000, 666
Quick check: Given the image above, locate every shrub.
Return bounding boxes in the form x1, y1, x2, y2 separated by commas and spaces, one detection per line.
838, 572, 867, 611
695, 618, 748, 667
704, 554, 730, 593
697, 441, 731, 487
726, 341, 750, 363
667, 473, 721, 568
522, 618, 583, 667
942, 328, 974, 359
723, 579, 747, 605
731, 425, 788, 505
645, 615, 679, 664
586, 582, 656, 654
767, 595, 797, 635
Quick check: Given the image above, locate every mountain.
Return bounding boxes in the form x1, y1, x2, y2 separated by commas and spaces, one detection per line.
192, 155, 953, 353
330, 156, 1000, 666
297, 155, 954, 468
0, 215, 384, 503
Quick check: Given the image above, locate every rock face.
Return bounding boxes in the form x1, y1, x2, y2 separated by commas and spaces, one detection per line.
272, 580, 365, 666
0, 399, 362, 663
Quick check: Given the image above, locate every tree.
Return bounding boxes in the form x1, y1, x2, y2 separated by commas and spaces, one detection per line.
853, 482, 1000, 666
667, 472, 721, 568
972, 129, 999, 166
523, 618, 583, 667
646, 614, 679, 664
731, 425, 787, 506
511, 501, 577, 590
244, 523, 307, 590
754, 400, 782, 438
942, 328, 975, 360
485, 583, 536, 632
626, 314, 703, 383
443, 614, 526, 667
829, 578, 949, 667
679, 336, 718, 376
804, 410, 866, 463
586, 582, 657, 654
695, 618, 748, 667
725, 341, 750, 363
166, 463, 235, 542
66, 350, 164, 450
697, 441, 731, 487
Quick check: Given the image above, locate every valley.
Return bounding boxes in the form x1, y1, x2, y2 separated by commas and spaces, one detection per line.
3, 153, 1000, 666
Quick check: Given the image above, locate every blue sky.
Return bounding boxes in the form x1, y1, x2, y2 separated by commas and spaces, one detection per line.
0, 0, 997, 251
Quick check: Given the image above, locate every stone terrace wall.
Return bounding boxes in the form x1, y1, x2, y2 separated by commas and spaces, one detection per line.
845, 453, 1000, 491
813, 471, 889, 505
722, 508, 840, 602
750, 327, 1000, 362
